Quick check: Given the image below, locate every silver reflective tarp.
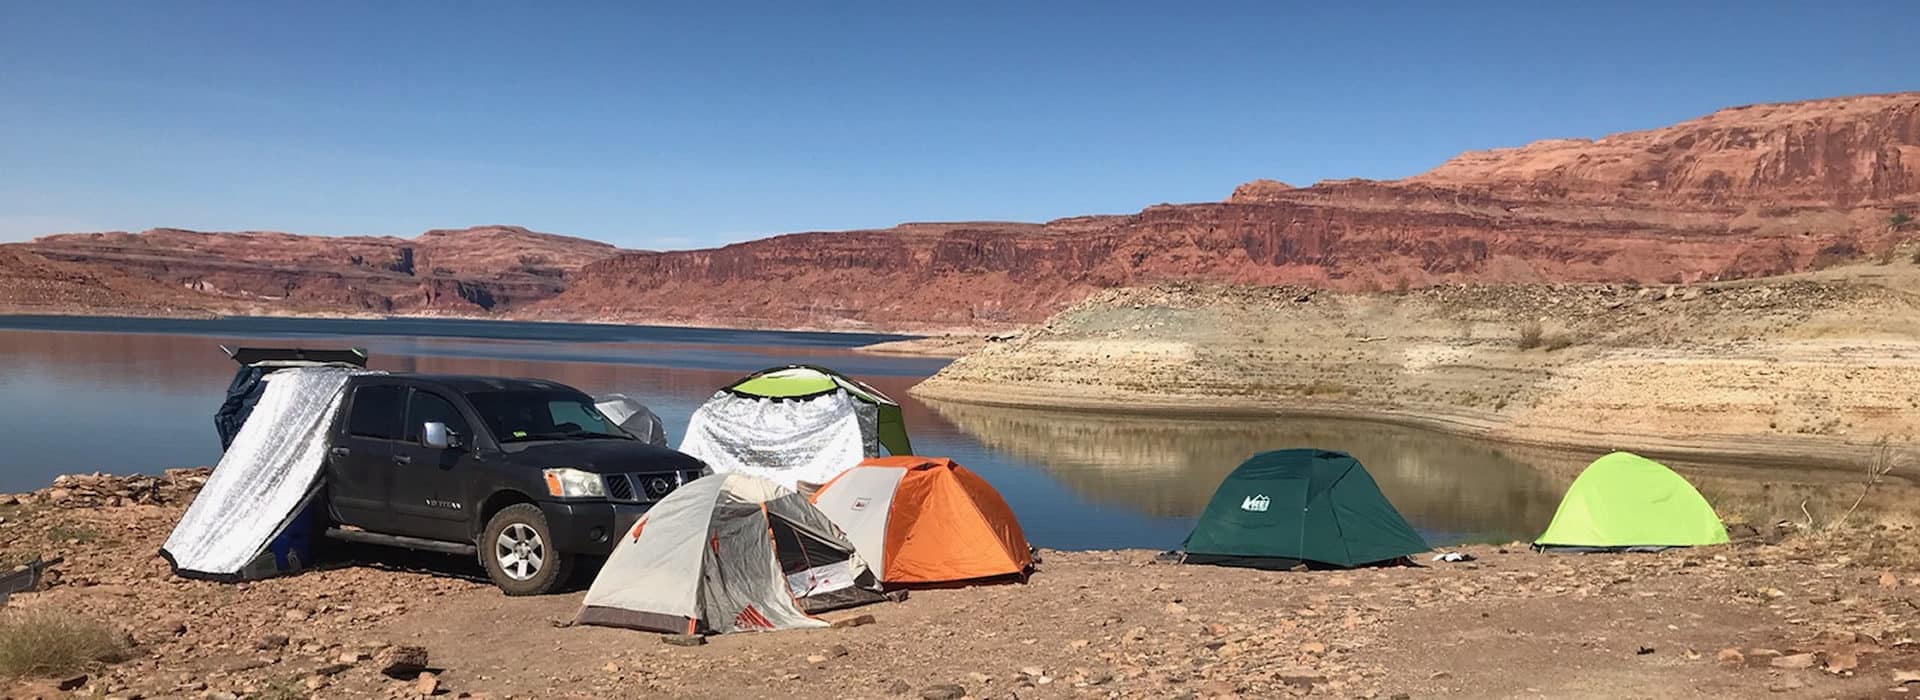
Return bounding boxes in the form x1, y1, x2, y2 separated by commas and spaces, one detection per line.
677, 390, 879, 490
594, 394, 669, 447
162, 366, 373, 578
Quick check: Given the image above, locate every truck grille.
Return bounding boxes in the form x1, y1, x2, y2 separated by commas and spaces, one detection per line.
601, 469, 704, 504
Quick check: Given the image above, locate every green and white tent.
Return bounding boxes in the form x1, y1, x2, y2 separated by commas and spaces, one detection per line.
1534, 452, 1730, 552
1183, 449, 1429, 569
679, 366, 911, 490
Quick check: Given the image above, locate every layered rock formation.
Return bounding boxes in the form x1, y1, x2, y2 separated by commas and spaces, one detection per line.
10, 225, 623, 315
542, 92, 1920, 329
3, 92, 1916, 327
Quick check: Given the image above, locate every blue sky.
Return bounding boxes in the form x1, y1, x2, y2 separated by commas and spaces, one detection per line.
1, 2, 1912, 249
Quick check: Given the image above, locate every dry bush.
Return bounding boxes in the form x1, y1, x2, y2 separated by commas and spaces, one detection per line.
1299, 379, 1350, 397
1830, 436, 1904, 530
1543, 332, 1582, 351
0, 608, 128, 678
1516, 320, 1544, 350
1911, 246, 1920, 265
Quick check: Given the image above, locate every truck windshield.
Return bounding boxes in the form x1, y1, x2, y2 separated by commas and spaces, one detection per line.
465, 390, 633, 443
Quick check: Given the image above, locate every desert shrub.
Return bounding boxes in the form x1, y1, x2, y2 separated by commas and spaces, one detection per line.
44, 523, 101, 544
1543, 332, 1582, 351
0, 608, 128, 678
1516, 320, 1544, 350
1299, 379, 1350, 397
1892, 212, 1914, 231
1911, 246, 1920, 265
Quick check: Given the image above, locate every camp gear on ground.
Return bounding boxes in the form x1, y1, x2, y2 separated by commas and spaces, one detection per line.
1183, 449, 1430, 569
214, 346, 367, 451
1432, 552, 1475, 563
678, 365, 911, 490
576, 473, 884, 634
1533, 452, 1730, 552
0, 557, 63, 605
812, 456, 1032, 586
166, 366, 376, 579
593, 393, 669, 447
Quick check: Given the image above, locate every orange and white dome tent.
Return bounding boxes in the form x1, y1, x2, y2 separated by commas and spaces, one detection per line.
811, 456, 1033, 586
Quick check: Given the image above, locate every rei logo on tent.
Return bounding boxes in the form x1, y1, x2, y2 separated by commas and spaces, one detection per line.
733, 605, 775, 630
850, 497, 871, 511
1240, 494, 1271, 512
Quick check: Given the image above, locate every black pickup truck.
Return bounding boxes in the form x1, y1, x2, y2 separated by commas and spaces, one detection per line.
320, 373, 704, 595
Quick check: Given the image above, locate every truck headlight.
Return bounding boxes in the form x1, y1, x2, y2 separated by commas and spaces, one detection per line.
543, 468, 606, 498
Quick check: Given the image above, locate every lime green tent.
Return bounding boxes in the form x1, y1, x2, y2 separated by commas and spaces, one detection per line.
724, 366, 911, 456
1183, 449, 1429, 569
1534, 452, 1729, 551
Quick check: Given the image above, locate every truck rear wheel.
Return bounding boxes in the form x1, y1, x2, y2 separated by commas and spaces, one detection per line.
481, 504, 572, 596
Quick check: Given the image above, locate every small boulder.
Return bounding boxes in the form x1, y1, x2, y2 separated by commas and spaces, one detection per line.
415, 671, 439, 696
832, 614, 877, 629
919, 684, 965, 700
1770, 653, 1818, 670
376, 645, 430, 678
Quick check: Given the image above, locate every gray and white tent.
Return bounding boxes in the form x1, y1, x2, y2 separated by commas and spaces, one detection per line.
677, 366, 912, 491
576, 473, 884, 634
593, 393, 668, 447
163, 366, 377, 580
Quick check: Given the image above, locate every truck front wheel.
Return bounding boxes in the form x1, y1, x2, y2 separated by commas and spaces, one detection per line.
481, 504, 573, 596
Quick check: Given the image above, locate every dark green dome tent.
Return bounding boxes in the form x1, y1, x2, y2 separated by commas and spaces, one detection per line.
1183, 449, 1429, 569
1534, 452, 1729, 552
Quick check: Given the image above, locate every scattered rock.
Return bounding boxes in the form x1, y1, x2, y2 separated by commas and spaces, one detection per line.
1164, 601, 1188, 615
886, 679, 913, 695
1716, 648, 1745, 664
833, 614, 877, 629
284, 608, 310, 622
661, 634, 707, 647
57, 674, 88, 691
1635, 645, 1655, 655
415, 671, 440, 696
1301, 642, 1328, 656
1882, 571, 1900, 589
313, 663, 353, 677
805, 654, 828, 664
254, 633, 289, 650
919, 683, 966, 700
1771, 653, 1818, 670
377, 645, 431, 678
827, 644, 850, 658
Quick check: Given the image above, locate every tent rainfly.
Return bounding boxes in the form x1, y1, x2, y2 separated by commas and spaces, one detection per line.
1183, 449, 1430, 569
678, 365, 911, 490
165, 366, 377, 580
812, 456, 1032, 586
1533, 452, 1730, 552
576, 473, 885, 634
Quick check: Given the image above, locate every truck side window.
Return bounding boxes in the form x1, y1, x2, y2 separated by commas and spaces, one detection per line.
347, 385, 405, 440
405, 390, 471, 443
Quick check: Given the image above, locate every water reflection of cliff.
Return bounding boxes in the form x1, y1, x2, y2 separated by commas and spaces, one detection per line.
924, 399, 1569, 540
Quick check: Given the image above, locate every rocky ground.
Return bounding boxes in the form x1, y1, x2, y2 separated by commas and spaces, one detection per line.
2, 473, 1919, 699
913, 259, 1920, 472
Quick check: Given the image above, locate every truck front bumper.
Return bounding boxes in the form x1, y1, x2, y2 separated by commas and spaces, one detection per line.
538, 501, 651, 557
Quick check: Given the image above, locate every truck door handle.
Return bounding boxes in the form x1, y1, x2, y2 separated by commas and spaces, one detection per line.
393, 455, 412, 465
329, 447, 350, 458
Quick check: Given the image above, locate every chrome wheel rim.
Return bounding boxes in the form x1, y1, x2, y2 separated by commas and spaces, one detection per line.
495, 523, 544, 581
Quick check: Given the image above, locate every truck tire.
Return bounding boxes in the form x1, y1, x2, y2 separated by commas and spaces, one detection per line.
480, 504, 572, 596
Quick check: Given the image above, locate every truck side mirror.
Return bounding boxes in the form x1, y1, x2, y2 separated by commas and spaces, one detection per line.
423, 422, 460, 450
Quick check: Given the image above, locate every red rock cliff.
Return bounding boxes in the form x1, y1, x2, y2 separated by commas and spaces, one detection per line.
540, 93, 1920, 328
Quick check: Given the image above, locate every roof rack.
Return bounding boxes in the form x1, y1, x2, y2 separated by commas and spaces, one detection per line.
220, 345, 370, 367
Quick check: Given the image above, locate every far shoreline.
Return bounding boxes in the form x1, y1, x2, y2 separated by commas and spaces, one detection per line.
0, 309, 961, 347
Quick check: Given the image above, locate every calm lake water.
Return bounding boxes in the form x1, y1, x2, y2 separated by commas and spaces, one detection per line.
0, 315, 1608, 550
